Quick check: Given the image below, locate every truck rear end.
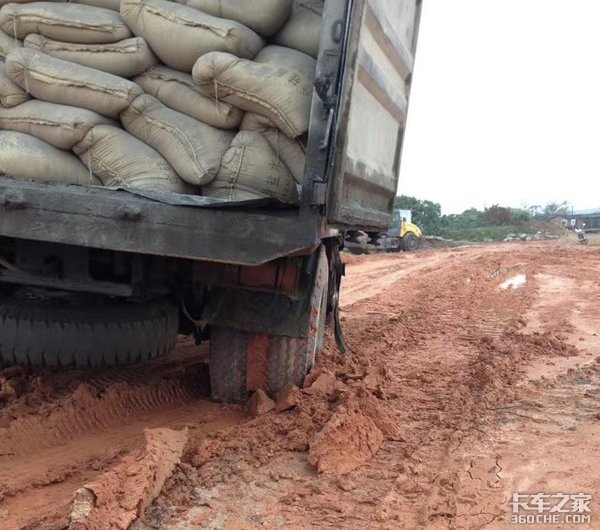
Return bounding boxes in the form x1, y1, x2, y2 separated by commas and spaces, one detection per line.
0, 0, 421, 402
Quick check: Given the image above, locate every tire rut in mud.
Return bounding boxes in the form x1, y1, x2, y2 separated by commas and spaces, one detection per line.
0, 357, 208, 458
0, 343, 247, 530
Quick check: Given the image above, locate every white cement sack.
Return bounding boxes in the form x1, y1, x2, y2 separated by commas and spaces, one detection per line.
6, 48, 143, 118
0, 100, 114, 149
121, 0, 264, 72
273, 0, 322, 58
0, 2, 132, 43
0, 130, 99, 185
192, 45, 316, 138
0, 29, 20, 60
74, 124, 190, 193
176, 0, 292, 37
133, 65, 242, 129
203, 130, 299, 204
121, 94, 234, 186
0, 61, 29, 107
24, 35, 158, 78
240, 113, 306, 184
74, 0, 121, 12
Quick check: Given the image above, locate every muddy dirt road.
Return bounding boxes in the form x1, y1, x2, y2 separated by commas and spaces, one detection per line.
0, 242, 599, 529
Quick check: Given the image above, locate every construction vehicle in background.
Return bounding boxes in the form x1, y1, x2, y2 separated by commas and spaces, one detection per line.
345, 209, 423, 254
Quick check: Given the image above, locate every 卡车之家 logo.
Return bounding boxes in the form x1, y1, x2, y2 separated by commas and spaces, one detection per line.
511, 493, 592, 525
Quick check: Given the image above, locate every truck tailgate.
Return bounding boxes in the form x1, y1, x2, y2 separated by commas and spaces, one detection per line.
0, 178, 321, 265
327, 0, 422, 230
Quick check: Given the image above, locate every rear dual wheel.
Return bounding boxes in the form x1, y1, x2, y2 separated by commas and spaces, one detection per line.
209, 247, 329, 403
0, 294, 179, 368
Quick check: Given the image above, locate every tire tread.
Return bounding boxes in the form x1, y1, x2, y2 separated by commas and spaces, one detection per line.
0, 298, 178, 368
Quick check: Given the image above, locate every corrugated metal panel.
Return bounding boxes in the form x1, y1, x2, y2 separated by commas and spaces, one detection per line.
327, 0, 422, 230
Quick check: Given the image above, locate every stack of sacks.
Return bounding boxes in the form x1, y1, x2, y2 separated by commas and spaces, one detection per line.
0, 0, 324, 204
192, 44, 316, 202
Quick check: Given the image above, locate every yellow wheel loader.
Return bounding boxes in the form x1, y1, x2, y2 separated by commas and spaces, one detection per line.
345, 209, 423, 254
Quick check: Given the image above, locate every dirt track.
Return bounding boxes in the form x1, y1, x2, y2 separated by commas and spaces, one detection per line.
1, 241, 599, 529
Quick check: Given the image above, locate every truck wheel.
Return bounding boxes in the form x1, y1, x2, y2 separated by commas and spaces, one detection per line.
0, 297, 178, 368
402, 233, 420, 252
268, 246, 329, 394
209, 327, 249, 403
208, 247, 329, 402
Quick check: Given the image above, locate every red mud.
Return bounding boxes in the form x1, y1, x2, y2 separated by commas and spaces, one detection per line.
1, 242, 599, 529
69, 428, 187, 530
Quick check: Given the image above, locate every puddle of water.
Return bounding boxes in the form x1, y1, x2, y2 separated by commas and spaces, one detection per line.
500, 274, 527, 290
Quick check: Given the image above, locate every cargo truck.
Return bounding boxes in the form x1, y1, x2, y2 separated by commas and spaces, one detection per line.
0, 0, 422, 402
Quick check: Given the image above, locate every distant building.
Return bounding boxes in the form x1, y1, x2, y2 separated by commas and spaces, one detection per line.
567, 209, 600, 233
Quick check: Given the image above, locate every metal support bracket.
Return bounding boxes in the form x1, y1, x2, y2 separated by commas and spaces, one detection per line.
326, 240, 347, 354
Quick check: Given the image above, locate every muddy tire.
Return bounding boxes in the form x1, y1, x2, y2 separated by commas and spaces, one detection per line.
267, 246, 329, 395
209, 247, 329, 402
0, 297, 178, 368
209, 327, 249, 403
402, 233, 420, 252
209, 330, 314, 403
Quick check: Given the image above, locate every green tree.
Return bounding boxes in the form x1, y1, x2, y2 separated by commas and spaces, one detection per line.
481, 205, 513, 226
542, 201, 570, 217
443, 208, 482, 229
511, 208, 531, 225
394, 195, 442, 233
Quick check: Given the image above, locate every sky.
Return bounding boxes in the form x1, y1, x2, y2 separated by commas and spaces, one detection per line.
398, 0, 600, 215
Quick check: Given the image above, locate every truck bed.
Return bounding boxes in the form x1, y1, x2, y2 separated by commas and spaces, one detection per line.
0, 0, 421, 266
0, 178, 321, 265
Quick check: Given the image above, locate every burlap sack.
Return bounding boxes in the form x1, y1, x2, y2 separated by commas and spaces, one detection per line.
121, 94, 234, 186
240, 113, 306, 184
0, 61, 29, 107
0, 100, 114, 149
121, 0, 264, 72
203, 130, 299, 204
192, 45, 316, 138
175, 0, 292, 37
0, 2, 132, 43
74, 124, 191, 193
74, 0, 120, 12
133, 65, 242, 129
0, 28, 20, 59
6, 48, 143, 118
273, 0, 323, 58
24, 35, 158, 78
0, 130, 99, 185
